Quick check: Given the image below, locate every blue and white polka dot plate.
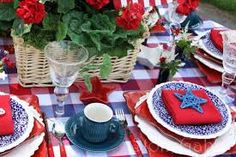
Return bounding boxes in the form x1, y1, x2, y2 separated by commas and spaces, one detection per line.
0, 94, 34, 153
147, 81, 232, 139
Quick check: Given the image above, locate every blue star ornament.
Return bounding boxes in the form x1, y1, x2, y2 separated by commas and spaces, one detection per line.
174, 89, 208, 113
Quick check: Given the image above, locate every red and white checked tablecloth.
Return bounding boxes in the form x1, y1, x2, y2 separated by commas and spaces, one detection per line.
0, 20, 236, 157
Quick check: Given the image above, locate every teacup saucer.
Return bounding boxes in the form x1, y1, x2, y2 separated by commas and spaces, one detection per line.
65, 112, 125, 152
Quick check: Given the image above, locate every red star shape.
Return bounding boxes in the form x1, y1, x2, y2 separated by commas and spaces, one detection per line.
79, 76, 116, 104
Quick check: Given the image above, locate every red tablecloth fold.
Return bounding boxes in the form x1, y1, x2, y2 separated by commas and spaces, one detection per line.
0, 95, 14, 135
162, 89, 222, 125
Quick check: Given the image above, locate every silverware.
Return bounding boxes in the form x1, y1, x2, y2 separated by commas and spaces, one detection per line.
52, 121, 67, 157
115, 109, 143, 157
42, 112, 55, 157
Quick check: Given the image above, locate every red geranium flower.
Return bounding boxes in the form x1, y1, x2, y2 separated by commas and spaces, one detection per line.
176, 0, 200, 16
2, 57, 15, 69
86, 0, 110, 10
116, 3, 144, 30
16, 0, 46, 24
160, 57, 167, 64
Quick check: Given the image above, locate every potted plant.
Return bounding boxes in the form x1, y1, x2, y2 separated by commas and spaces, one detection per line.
0, 0, 149, 87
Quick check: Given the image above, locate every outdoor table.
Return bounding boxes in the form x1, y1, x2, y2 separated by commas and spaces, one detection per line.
0, 20, 235, 157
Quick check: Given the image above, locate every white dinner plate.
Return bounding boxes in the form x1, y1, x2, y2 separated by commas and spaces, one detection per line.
135, 116, 236, 157
147, 81, 232, 139
0, 93, 34, 153
4, 133, 45, 157
193, 54, 224, 73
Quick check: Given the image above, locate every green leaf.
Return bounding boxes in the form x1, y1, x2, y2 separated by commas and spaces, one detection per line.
80, 64, 98, 73
13, 0, 19, 9
22, 25, 55, 50
63, 11, 92, 46
107, 46, 128, 57
42, 14, 60, 31
0, 21, 12, 31
57, 0, 75, 13
0, 3, 16, 21
83, 74, 92, 92
56, 22, 68, 41
12, 18, 31, 36
99, 54, 112, 79
0, 67, 3, 73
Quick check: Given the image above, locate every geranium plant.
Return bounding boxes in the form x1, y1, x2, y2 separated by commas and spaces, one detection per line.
0, 0, 147, 90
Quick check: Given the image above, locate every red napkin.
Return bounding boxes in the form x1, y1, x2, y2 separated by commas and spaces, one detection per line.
210, 28, 226, 53
135, 100, 216, 154
162, 89, 222, 125
0, 95, 14, 135
195, 60, 222, 83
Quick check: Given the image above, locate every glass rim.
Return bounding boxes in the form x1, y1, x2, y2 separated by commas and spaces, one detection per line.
44, 41, 89, 66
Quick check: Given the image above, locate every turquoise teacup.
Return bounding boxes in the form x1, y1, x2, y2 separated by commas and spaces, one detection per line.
78, 103, 119, 143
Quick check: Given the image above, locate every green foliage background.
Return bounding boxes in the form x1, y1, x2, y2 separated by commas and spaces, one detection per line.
201, 0, 236, 13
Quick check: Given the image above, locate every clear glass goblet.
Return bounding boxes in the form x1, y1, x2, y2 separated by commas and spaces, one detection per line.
220, 31, 236, 105
164, 1, 187, 25
44, 41, 88, 116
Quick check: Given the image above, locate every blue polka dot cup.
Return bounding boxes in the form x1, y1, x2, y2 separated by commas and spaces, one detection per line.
78, 103, 119, 143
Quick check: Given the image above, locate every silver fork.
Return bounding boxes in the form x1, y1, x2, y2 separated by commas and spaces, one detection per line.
115, 109, 143, 157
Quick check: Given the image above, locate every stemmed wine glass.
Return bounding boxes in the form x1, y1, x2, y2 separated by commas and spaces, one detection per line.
45, 41, 88, 116
220, 31, 236, 105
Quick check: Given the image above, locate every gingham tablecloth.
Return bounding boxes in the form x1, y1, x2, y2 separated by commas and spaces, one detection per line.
0, 20, 236, 157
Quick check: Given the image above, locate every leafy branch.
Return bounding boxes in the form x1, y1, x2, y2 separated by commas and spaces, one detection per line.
160, 59, 181, 76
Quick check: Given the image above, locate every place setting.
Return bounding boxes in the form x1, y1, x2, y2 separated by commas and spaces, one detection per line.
0, 93, 46, 157
124, 81, 236, 156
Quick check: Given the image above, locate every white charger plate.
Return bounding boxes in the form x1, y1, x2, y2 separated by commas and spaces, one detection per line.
0, 93, 34, 153
193, 54, 224, 73
135, 116, 236, 157
147, 81, 232, 139
4, 133, 45, 157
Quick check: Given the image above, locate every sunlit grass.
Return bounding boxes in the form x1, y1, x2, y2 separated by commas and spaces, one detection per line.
201, 0, 236, 13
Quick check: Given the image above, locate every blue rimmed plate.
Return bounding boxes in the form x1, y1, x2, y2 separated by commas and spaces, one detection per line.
0, 93, 34, 153
147, 81, 232, 139
199, 33, 223, 60
65, 112, 125, 152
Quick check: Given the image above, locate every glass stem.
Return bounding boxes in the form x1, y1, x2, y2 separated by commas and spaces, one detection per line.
54, 86, 69, 116
220, 72, 235, 104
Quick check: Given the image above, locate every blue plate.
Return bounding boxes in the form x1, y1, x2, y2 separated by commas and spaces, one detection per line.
201, 33, 223, 60
65, 112, 125, 152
